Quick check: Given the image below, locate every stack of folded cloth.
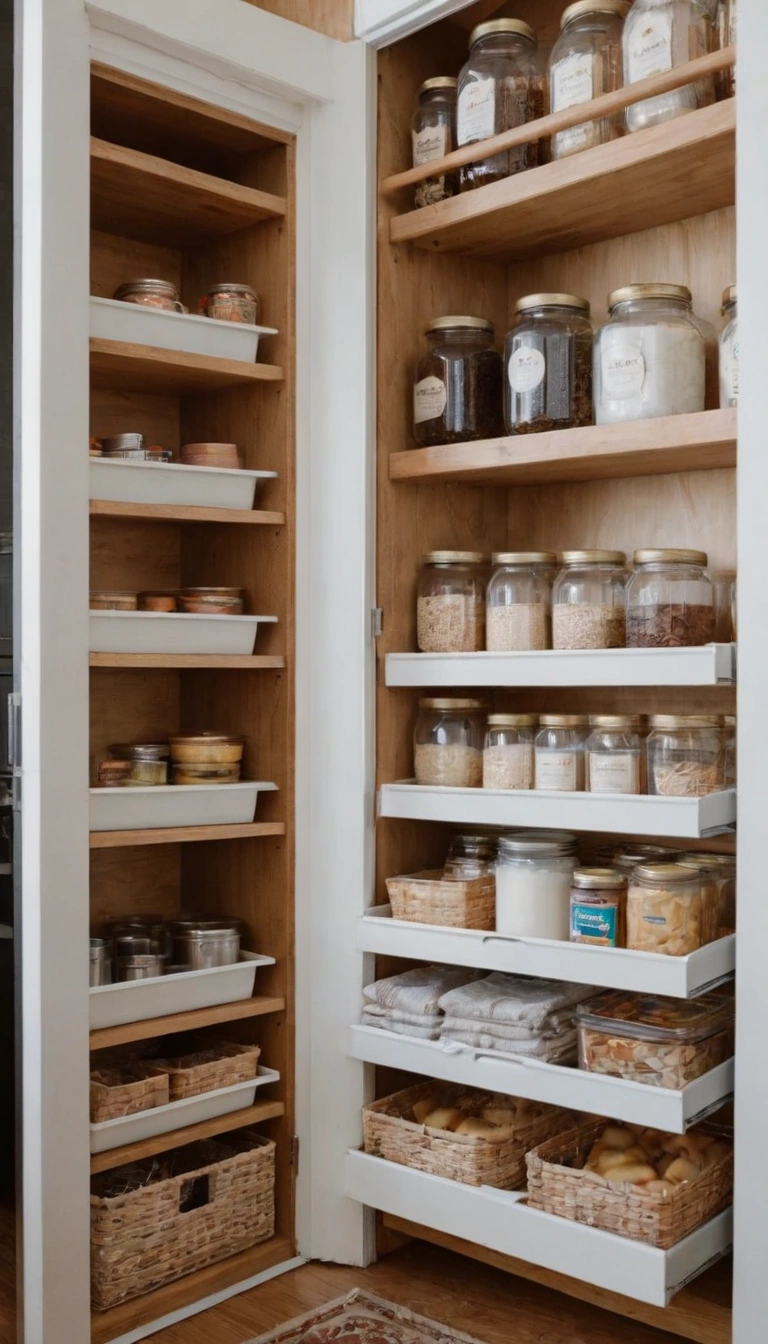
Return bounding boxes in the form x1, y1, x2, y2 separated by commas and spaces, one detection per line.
362, 966, 479, 1040
438, 972, 597, 1064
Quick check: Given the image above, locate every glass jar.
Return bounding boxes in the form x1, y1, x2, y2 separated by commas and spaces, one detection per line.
712, 569, 736, 641
719, 285, 738, 408
113, 278, 183, 311
595, 284, 706, 424
534, 715, 590, 791
626, 549, 714, 647
495, 831, 577, 939
549, 1, 630, 159
445, 832, 498, 874
457, 19, 546, 191
716, 0, 736, 96
483, 713, 537, 790
678, 851, 735, 939
627, 861, 705, 954
413, 317, 503, 447
504, 294, 593, 434
646, 714, 726, 795
586, 715, 645, 794
723, 714, 736, 785
414, 697, 486, 787
596, 841, 680, 871
552, 550, 627, 649
201, 284, 259, 325
412, 77, 458, 208
417, 551, 486, 652
623, 0, 716, 133
486, 551, 556, 650
570, 867, 627, 945
127, 744, 169, 787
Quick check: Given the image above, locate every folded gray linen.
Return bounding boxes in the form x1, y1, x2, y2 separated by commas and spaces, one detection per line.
438, 972, 596, 1029
362, 1002, 444, 1029
364, 965, 479, 1017
440, 1026, 578, 1063
362, 1010, 441, 1040
439, 1009, 576, 1042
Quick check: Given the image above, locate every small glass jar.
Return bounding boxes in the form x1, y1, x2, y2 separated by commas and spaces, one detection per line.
723, 714, 736, 786
586, 715, 645, 794
504, 294, 593, 434
570, 867, 627, 946
716, 0, 736, 97
552, 550, 627, 649
127, 744, 169, 787
457, 19, 546, 191
595, 284, 706, 424
495, 831, 577, 940
712, 569, 736, 641
445, 832, 498, 875
646, 714, 726, 796
623, 0, 716, 133
549, 1, 630, 160
413, 317, 503, 447
627, 861, 705, 955
719, 285, 738, 409
201, 284, 259, 325
414, 697, 486, 788
626, 548, 714, 647
595, 841, 680, 871
486, 551, 556, 650
534, 714, 590, 791
678, 851, 735, 940
417, 551, 486, 652
483, 713, 537, 790
113, 278, 183, 311
412, 77, 458, 208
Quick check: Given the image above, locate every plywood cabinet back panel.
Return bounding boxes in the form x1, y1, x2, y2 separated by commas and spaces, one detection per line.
241, 0, 354, 42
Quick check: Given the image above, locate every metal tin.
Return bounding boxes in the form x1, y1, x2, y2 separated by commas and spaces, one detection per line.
101, 434, 145, 455
172, 927, 241, 970
116, 954, 166, 981
89, 938, 112, 987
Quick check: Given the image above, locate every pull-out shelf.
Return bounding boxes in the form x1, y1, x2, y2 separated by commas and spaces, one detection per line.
385, 645, 736, 689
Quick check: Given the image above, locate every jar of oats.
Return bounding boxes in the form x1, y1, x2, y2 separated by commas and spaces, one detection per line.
417, 551, 487, 652
483, 714, 537, 790
534, 714, 590, 791
552, 550, 628, 649
414, 698, 486, 788
626, 861, 704, 955
486, 551, 556, 650
646, 715, 727, 796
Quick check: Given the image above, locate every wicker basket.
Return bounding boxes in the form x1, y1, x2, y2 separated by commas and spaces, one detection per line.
154, 1041, 261, 1099
90, 1064, 169, 1124
525, 1118, 733, 1248
91, 1130, 275, 1309
363, 1081, 572, 1189
385, 869, 495, 930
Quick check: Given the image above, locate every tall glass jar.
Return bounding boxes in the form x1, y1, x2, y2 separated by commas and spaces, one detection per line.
549, 1, 630, 159
486, 551, 556, 650
646, 714, 726, 796
626, 549, 714, 646
413, 317, 503, 447
586, 715, 645, 794
595, 284, 706, 423
412, 77, 458, 209
495, 831, 577, 939
446, 832, 498, 871
627, 861, 705, 954
414, 698, 486, 788
417, 551, 487, 652
719, 285, 738, 409
534, 715, 590, 791
716, 0, 736, 97
504, 294, 593, 433
552, 550, 628, 649
457, 20, 545, 191
623, 0, 716, 133
483, 714, 537, 790
712, 569, 736, 641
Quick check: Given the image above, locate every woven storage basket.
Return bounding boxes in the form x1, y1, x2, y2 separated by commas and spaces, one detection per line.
363, 1081, 572, 1189
385, 869, 495, 930
525, 1118, 733, 1248
91, 1129, 275, 1309
154, 1041, 261, 1099
90, 1064, 169, 1123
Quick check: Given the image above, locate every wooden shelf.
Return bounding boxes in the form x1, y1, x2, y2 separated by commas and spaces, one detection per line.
89, 820, 286, 849
89, 498, 285, 525
89, 994, 286, 1051
91, 137, 286, 249
90, 1099, 285, 1174
90, 653, 285, 669
389, 409, 737, 486
89, 338, 284, 394
388, 100, 735, 263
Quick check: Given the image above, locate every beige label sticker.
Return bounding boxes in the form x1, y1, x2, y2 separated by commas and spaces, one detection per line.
414, 376, 447, 425
627, 13, 673, 83
535, 751, 578, 791
413, 124, 447, 167
509, 346, 546, 394
458, 77, 495, 145
589, 753, 637, 795
553, 52, 594, 111
602, 345, 646, 399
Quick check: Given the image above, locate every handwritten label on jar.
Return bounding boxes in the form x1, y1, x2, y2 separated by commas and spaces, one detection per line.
509, 346, 546, 394
535, 751, 578, 791
458, 78, 495, 145
414, 376, 447, 424
602, 345, 646, 399
413, 125, 447, 167
627, 14, 673, 83
588, 753, 638, 795
553, 52, 595, 111
571, 902, 618, 946
722, 332, 739, 403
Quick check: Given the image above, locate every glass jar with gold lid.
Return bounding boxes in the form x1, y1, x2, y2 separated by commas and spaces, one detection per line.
586, 714, 645, 794
457, 19, 545, 191
486, 551, 556, 650
595, 283, 706, 425
414, 316, 503, 447
414, 697, 487, 788
504, 293, 593, 434
412, 78, 458, 209
549, 1, 631, 159
646, 714, 726, 797
626, 548, 714, 647
534, 714, 590, 791
417, 551, 487, 653
623, 0, 716, 133
627, 860, 705, 955
552, 550, 628, 649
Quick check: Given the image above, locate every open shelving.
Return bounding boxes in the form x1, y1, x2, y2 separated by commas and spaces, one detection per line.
89, 994, 287, 1051
89, 1098, 286, 1175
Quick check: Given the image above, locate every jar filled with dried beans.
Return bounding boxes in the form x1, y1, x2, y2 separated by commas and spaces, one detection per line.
414, 698, 486, 788
626, 549, 714, 647
457, 20, 546, 191
413, 317, 503, 447
486, 551, 556, 650
412, 78, 458, 208
417, 551, 487, 652
504, 294, 593, 433
552, 550, 628, 649
622, 0, 716, 133
646, 715, 727, 796
483, 713, 537, 790
549, 1, 630, 160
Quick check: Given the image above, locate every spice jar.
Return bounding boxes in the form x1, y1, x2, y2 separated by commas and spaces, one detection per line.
586, 715, 645, 794
552, 550, 627, 649
622, 0, 716, 133
486, 552, 556, 651
414, 698, 486, 788
504, 294, 593, 434
549, 1, 630, 159
417, 551, 486, 652
646, 715, 726, 796
412, 77, 458, 208
483, 714, 537, 790
495, 831, 577, 940
626, 549, 714, 648
414, 317, 503, 447
627, 861, 704, 954
719, 286, 738, 409
127, 744, 169, 787
457, 20, 545, 191
678, 851, 735, 940
200, 284, 259, 325
113, 279, 183, 311
595, 284, 706, 424
534, 714, 590, 791
570, 867, 627, 946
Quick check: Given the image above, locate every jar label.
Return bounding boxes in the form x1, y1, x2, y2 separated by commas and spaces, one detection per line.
535, 750, 577, 791
601, 344, 646, 399
509, 346, 546, 394
722, 331, 739, 403
552, 52, 595, 111
413, 124, 448, 168
627, 13, 673, 83
588, 752, 637, 795
414, 375, 447, 424
571, 901, 618, 946
457, 78, 495, 145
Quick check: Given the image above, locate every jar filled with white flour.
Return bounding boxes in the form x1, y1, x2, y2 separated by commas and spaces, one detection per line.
495, 831, 577, 940
594, 283, 706, 424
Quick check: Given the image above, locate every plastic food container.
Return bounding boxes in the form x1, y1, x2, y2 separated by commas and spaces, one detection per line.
90, 458, 276, 513
169, 733, 245, 765
576, 990, 732, 1089
90, 591, 138, 611
627, 861, 704, 955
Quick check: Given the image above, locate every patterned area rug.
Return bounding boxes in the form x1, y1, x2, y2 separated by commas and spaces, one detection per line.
243, 1289, 487, 1344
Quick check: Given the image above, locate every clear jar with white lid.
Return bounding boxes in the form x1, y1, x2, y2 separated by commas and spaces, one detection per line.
457, 19, 546, 191
414, 698, 486, 788
504, 294, 594, 433
534, 714, 590, 791
495, 830, 577, 939
486, 551, 556, 650
483, 714, 537, 790
626, 548, 714, 647
414, 317, 503, 447
595, 284, 706, 424
417, 551, 486, 652
646, 714, 726, 796
412, 77, 458, 209
719, 285, 738, 408
552, 550, 628, 649
549, 1, 630, 159
586, 715, 645, 794
622, 0, 716, 133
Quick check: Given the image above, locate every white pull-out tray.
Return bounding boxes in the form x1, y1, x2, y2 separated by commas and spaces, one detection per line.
90, 1066, 280, 1153
90, 295, 278, 363
89, 611, 277, 656
89, 781, 277, 831
385, 646, 736, 689
90, 458, 277, 512
89, 951, 275, 1029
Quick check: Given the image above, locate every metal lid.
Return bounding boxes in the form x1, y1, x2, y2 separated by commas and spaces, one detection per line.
491, 551, 557, 565
418, 697, 487, 710
572, 867, 627, 889
102, 433, 145, 451
561, 0, 630, 26
677, 852, 736, 872
588, 714, 643, 729
600, 843, 676, 869
114, 278, 179, 297
487, 713, 538, 727
131, 743, 170, 761
90, 938, 111, 956
425, 316, 494, 334
539, 714, 589, 727
634, 861, 702, 883
470, 18, 537, 45
498, 830, 576, 856
170, 733, 244, 744
423, 550, 486, 564
608, 283, 692, 309
648, 714, 720, 729
205, 283, 259, 297
633, 548, 708, 567
722, 284, 736, 308
560, 549, 626, 565
418, 77, 458, 95
515, 292, 590, 313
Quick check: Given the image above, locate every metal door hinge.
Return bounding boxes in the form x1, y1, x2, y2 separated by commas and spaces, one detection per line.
291, 1135, 299, 1174
372, 608, 384, 638
7, 694, 20, 811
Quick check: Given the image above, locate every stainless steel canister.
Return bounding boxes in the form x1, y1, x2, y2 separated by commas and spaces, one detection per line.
90, 938, 113, 987
108, 916, 171, 958
172, 921, 241, 969
116, 954, 166, 981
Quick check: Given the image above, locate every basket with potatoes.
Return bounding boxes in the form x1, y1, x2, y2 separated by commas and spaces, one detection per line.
526, 1118, 733, 1247
362, 1081, 573, 1189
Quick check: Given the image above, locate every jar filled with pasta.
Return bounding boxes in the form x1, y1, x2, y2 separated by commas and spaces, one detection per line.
417, 551, 487, 652
483, 714, 537, 790
412, 77, 458, 208
549, 1, 630, 159
534, 714, 590, 791
486, 551, 555, 650
414, 317, 503, 447
719, 286, 738, 408
646, 714, 727, 796
504, 294, 593, 433
627, 861, 705, 955
625, 549, 714, 647
677, 851, 735, 939
586, 715, 644, 794
622, 0, 716, 133
595, 284, 706, 424
552, 550, 627, 649
457, 20, 545, 191
414, 698, 486, 788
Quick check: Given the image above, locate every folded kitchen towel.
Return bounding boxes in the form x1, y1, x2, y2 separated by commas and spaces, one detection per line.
439, 1025, 578, 1064
438, 1009, 577, 1042
362, 1002, 444, 1030
438, 972, 596, 1029
364, 965, 481, 1018
362, 1010, 442, 1040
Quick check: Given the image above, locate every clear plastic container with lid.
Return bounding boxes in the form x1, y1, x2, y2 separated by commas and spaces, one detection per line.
412, 77, 458, 208
719, 285, 738, 408
646, 714, 726, 796
622, 0, 716, 133
417, 551, 486, 652
576, 990, 732, 1088
457, 19, 546, 191
627, 861, 705, 954
570, 867, 627, 946
414, 698, 486, 788
586, 715, 645, 794
495, 831, 577, 939
504, 294, 594, 433
595, 284, 706, 424
413, 317, 503, 447
483, 714, 537, 790
549, 1, 630, 159
677, 851, 735, 940
626, 549, 714, 647
552, 550, 627, 649
486, 551, 556, 650
534, 714, 590, 791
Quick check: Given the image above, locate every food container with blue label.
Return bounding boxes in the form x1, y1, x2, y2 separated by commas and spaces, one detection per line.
569, 867, 627, 947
